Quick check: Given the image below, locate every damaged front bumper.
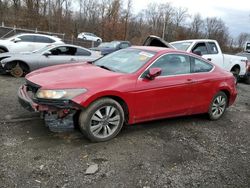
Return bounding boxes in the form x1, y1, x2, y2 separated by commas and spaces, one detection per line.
0, 63, 6, 74
18, 84, 81, 132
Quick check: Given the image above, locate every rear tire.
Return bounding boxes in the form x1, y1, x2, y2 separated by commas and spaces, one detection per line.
79, 98, 124, 142
208, 92, 228, 120
245, 76, 250, 85
231, 67, 240, 85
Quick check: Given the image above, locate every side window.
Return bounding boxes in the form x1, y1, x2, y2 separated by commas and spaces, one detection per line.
50, 46, 76, 55
75, 48, 91, 56
120, 43, 130, 49
192, 43, 209, 55
191, 57, 213, 73
35, 36, 55, 43
150, 54, 191, 76
208, 42, 218, 54
19, 35, 35, 42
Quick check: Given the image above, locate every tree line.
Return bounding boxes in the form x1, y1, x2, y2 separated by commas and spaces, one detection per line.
0, 0, 249, 52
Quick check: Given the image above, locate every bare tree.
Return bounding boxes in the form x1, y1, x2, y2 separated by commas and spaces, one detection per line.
189, 13, 204, 38
237, 33, 250, 49
123, 0, 132, 40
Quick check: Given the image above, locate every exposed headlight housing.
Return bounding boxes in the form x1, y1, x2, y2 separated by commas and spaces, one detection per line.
36, 88, 87, 99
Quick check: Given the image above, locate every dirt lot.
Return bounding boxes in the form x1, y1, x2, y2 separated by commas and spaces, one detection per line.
0, 75, 250, 188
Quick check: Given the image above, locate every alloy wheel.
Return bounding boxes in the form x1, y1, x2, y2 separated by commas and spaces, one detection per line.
90, 105, 121, 139
211, 95, 227, 119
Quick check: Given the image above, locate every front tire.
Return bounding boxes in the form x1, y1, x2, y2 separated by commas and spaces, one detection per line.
9, 62, 29, 78
79, 98, 124, 142
208, 92, 228, 120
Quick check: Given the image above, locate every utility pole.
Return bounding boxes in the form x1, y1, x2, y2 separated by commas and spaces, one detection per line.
162, 14, 166, 39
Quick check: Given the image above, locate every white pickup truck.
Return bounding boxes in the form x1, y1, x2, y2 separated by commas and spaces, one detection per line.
170, 39, 248, 79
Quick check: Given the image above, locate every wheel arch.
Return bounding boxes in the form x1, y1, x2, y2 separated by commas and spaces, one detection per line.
217, 88, 231, 107
5, 60, 30, 72
76, 92, 131, 124
0, 46, 8, 52
230, 64, 240, 72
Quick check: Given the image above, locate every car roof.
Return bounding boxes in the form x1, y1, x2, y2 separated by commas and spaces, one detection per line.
15, 33, 61, 40
171, 39, 217, 44
111, 40, 130, 43
131, 46, 185, 54
45, 44, 89, 50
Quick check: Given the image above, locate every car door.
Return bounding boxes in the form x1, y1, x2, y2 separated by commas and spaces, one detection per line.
38, 46, 77, 68
134, 53, 194, 122
12, 35, 36, 52
188, 56, 216, 113
192, 42, 224, 69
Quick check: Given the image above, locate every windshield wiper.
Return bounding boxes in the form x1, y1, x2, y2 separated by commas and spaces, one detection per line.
98, 65, 112, 71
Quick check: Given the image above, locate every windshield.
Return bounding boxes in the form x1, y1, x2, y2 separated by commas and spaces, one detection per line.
171, 42, 192, 51
2, 35, 19, 41
32, 45, 56, 53
98, 41, 119, 48
94, 48, 156, 73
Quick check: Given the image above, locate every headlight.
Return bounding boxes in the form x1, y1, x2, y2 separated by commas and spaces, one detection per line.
36, 88, 87, 99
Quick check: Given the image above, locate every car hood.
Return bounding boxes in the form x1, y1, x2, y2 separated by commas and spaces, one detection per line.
143, 35, 175, 49
0, 52, 14, 58
0, 51, 32, 58
91, 47, 115, 51
26, 63, 126, 90
0, 39, 10, 45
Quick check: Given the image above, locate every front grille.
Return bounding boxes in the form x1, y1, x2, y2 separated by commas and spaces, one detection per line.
25, 80, 41, 94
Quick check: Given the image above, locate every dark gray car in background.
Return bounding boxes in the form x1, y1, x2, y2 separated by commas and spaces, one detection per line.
90, 41, 131, 55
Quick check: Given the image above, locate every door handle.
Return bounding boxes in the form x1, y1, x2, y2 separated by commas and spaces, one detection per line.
187, 78, 196, 83
70, 58, 76, 61
207, 58, 212, 61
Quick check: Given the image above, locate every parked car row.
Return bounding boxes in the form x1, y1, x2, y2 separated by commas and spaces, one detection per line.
0, 33, 248, 142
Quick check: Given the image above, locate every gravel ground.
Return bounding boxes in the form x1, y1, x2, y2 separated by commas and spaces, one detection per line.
0, 75, 250, 188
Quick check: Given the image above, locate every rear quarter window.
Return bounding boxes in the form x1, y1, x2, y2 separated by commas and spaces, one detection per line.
191, 57, 213, 73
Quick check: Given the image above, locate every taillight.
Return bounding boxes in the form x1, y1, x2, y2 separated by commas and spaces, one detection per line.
247, 60, 250, 71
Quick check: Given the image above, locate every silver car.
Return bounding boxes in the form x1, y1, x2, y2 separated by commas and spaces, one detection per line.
0, 44, 102, 77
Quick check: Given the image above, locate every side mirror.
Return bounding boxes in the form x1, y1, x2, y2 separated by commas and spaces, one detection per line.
13, 37, 21, 43
193, 51, 202, 56
146, 67, 162, 80
43, 51, 52, 57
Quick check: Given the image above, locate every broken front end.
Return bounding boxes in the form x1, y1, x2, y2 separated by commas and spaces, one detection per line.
18, 80, 84, 132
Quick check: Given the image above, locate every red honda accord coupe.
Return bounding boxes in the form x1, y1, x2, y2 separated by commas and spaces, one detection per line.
18, 46, 237, 142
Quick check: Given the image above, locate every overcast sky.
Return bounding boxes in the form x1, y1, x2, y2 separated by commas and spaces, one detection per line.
131, 0, 250, 37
